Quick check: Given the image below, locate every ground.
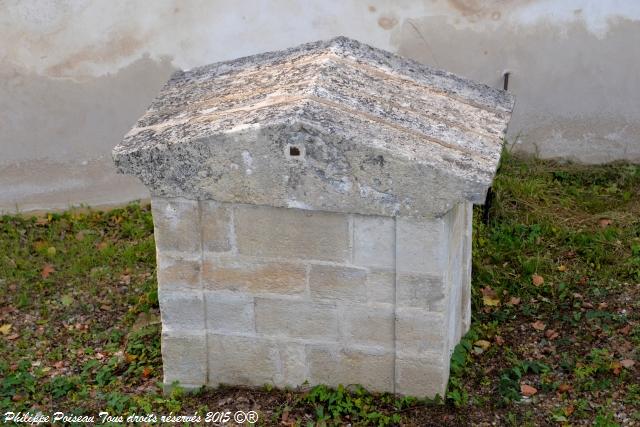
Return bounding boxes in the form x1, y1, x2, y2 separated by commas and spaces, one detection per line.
1, 154, 639, 426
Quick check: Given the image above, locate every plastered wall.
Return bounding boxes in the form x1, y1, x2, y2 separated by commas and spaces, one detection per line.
2, 0, 639, 212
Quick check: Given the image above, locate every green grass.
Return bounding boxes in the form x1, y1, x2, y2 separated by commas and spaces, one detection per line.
1, 154, 639, 425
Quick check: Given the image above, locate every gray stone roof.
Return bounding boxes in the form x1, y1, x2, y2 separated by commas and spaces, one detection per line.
114, 37, 514, 217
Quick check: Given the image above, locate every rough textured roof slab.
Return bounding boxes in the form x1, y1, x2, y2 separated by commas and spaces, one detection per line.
114, 37, 515, 217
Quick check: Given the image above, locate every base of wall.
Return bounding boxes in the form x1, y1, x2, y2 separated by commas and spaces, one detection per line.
154, 198, 473, 397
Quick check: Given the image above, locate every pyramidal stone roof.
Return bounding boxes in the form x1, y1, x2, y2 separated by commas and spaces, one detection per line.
114, 36, 515, 217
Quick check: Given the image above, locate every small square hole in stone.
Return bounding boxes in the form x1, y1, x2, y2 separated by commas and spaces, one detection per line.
289, 146, 301, 156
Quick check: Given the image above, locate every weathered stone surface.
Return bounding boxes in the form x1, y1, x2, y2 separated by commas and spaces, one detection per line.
307, 346, 394, 392
396, 217, 448, 274
396, 273, 445, 311
156, 251, 201, 290
162, 331, 207, 386
208, 334, 306, 387
204, 291, 254, 333
151, 198, 201, 252
114, 37, 514, 218
395, 357, 448, 397
364, 271, 395, 303
308, 264, 367, 302
158, 291, 204, 331
234, 205, 349, 261
201, 200, 232, 252
255, 298, 338, 341
353, 215, 395, 269
202, 255, 305, 295
340, 303, 395, 349
395, 308, 446, 357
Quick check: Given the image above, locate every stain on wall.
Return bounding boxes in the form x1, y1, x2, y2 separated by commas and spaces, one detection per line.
1, 0, 639, 211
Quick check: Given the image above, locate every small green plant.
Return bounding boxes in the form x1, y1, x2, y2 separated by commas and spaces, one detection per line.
301, 384, 402, 426
498, 360, 550, 403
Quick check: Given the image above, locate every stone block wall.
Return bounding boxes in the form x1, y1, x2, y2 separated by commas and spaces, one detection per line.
153, 196, 473, 397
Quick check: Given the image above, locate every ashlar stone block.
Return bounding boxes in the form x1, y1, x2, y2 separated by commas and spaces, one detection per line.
234, 205, 349, 262
353, 215, 395, 269
158, 291, 204, 331
162, 331, 207, 387
204, 291, 254, 334
307, 346, 395, 392
255, 298, 338, 341
202, 256, 306, 296
308, 264, 367, 302
151, 198, 201, 253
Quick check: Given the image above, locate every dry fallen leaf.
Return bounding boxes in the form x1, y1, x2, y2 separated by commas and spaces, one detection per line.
481, 287, 500, 307
620, 359, 635, 369
598, 218, 612, 228
507, 296, 521, 306
558, 383, 572, 393
474, 340, 491, 351
142, 366, 153, 378
532, 320, 546, 331
495, 335, 505, 345
619, 324, 631, 336
0, 324, 12, 335
612, 361, 622, 375
564, 405, 575, 416
557, 264, 567, 272
520, 384, 538, 397
545, 329, 559, 340
41, 264, 55, 279
532, 274, 544, 286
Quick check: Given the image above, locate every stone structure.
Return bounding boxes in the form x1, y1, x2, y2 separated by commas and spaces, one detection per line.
113, 37, 514, 397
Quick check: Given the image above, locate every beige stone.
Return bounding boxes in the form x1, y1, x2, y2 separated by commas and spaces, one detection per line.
162, 331, 207, 386
204, 291, 254, 333
395, 357, 448, 397
396, 273, 446, 311
159, 291, 205, 331
208, 334, 306, 387
234, 205, 349, 262
202, 256, 305, 295
255, 298, 338, 341
156, 252, 201, 290
340, 304, 394, 349
395, 308, 446, 357
201, 200, 233, 252
151, 198, 201, 253
353, 215, 395, 269
365, 271, 395, 303
307, 346, 394, 392
309, 264, 367, 302
396, 217, 448, 275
